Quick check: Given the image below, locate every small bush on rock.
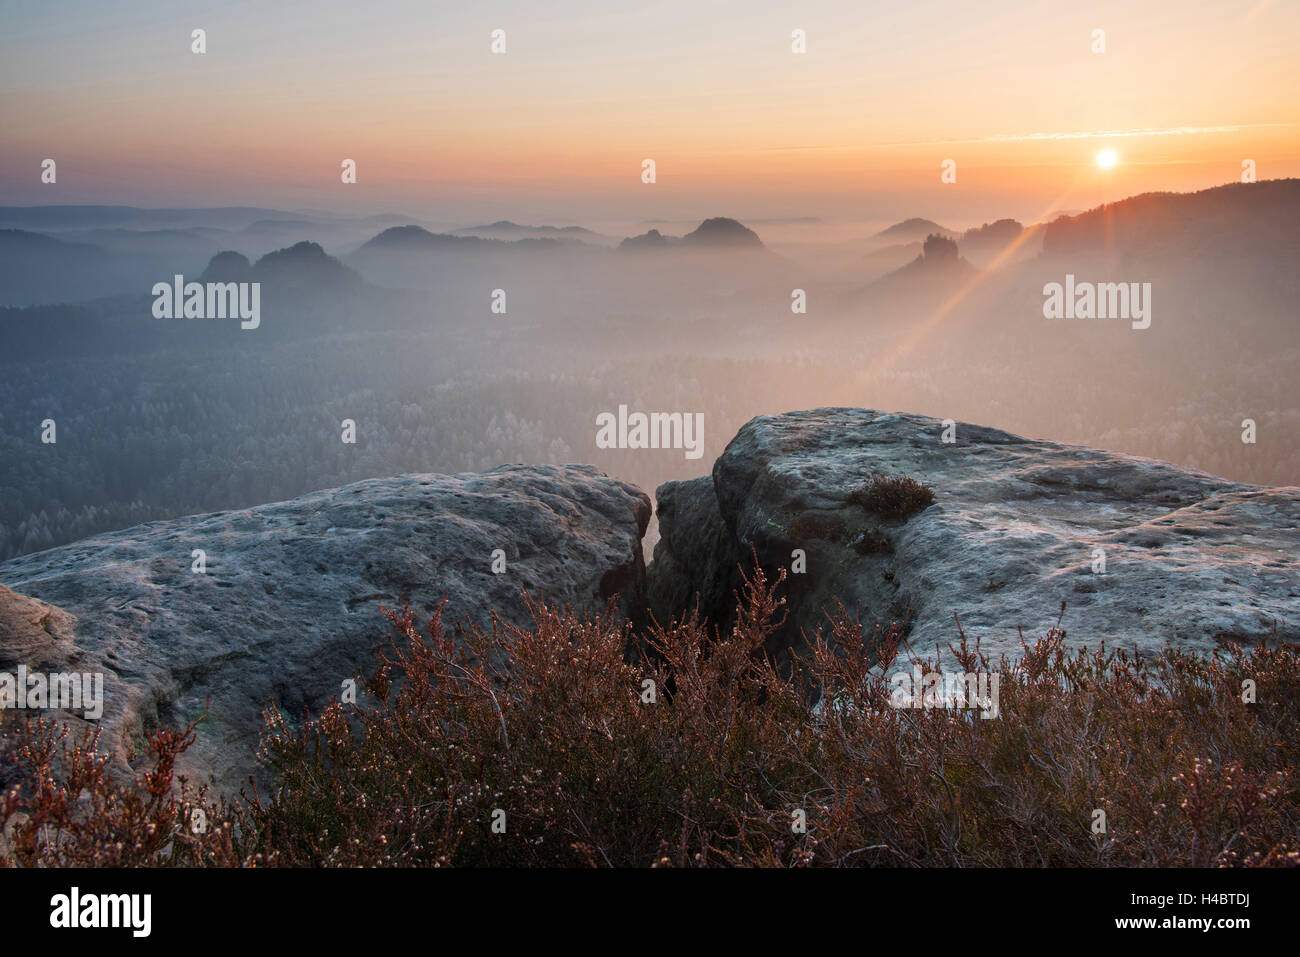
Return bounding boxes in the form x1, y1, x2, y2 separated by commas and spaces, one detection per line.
847, 473, 935, 520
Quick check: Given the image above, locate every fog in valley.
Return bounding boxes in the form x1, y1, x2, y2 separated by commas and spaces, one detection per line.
2, 180, 1297, 561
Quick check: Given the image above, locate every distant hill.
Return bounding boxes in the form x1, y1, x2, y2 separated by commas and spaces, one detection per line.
453, 221, 612, 245
239, 219, 319, 236
875, 218, 957, 243
1023, 179, 1300, 349
1042, 179, 1300, 261
0, 207, 429, 291
55, 226, 225, 261
353, 225, 571, 259
358, 225, 507, 252
259, 241, 358, 285
346, 224, 584, 294
200, 241, 360, 290
0, 206, 421, 236
682, 217, 764, 248
0, 229, 129, 306
0, 205, 304, 231
0, 227, 104, 259
619, 228, 669, 250
199, 250, 254, 282
962, 218, 1021, 247
620, 217, 765, 251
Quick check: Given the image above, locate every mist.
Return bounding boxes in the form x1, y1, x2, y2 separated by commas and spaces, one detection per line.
1, 180, 1296, 563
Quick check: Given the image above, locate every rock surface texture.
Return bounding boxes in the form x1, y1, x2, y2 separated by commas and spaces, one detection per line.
0, 466, 650, 794
649, 408, 1299, 666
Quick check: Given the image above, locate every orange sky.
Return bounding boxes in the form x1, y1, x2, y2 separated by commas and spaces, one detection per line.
2, 0, 1297, 227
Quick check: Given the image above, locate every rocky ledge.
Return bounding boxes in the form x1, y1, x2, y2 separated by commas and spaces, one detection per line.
648, 408, 1299, 667
4, 411, 1297, 795
0, 466, 650, 794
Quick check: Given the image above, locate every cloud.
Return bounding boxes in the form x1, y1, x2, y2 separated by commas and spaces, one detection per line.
763, 123, 1293, 151
961, 124, 1289, 143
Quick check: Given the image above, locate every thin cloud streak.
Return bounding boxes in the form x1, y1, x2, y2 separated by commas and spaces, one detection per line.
762, 123, 1293, 152
966, 124, 1288, 143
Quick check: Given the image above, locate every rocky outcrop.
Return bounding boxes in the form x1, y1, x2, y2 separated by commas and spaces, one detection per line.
0, 466, 650, 794
649, 408, 1300, 664
6, 411, 1296, 793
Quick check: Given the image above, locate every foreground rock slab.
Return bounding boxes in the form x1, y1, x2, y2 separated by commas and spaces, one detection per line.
0, 466, 650, 794
649, 408, 1299, 666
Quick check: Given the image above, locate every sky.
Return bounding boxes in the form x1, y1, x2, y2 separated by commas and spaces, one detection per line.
2, 0, 1298, 230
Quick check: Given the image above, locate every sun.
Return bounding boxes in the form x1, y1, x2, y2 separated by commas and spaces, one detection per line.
1096, 149, 1119, 169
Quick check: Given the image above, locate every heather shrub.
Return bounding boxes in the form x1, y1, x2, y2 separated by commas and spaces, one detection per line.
2, 567, 1297, 867
847, 473, 935, 520
0, 715, 253, 867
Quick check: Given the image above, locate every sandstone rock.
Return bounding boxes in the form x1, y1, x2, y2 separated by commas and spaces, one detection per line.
649, 408, 1300, 664
0, 466, 650, 794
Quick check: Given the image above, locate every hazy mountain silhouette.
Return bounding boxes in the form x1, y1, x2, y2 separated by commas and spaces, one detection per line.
1042, 179, 1300, 261
682, 217, 764, 248
357, 225, 533, 252
241, 219, 319, 235
346, 224, 592, 300
0, 205, 306, 231
0, 205, 420, 261
860, 233, 978, 309
198, 250, 256, 282
874, 217, 958, 243
892, 234, 973, 275
194, 242, 361, 306
55, 227, 225, 261
1019, 179, 1300, 350
244, 241, 361, 289
0, 228, 107, 262
0, 229, 129, 306
620, 217, 765, 251
453, 221, 612, 245
619, 228, 669, 250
